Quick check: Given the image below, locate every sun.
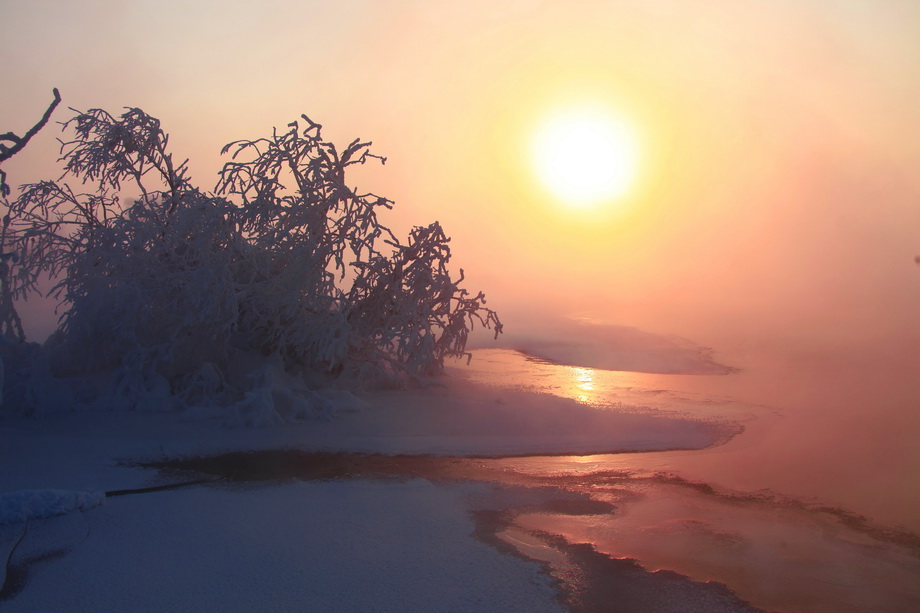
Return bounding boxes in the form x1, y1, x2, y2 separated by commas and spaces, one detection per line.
531, 107, 639, 209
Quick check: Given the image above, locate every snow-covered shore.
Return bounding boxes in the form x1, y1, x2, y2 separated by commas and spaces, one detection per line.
0, 373, 744, 611
1, 479, 568, 612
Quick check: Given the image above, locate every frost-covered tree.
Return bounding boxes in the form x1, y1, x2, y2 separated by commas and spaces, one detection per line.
2, 104, 501, 419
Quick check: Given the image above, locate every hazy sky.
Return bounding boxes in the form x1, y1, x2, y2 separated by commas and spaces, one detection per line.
3, 0, 919, 350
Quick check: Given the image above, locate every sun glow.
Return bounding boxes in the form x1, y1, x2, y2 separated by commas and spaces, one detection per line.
532, 107, 639, 209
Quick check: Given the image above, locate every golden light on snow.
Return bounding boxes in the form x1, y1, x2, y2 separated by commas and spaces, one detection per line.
531, 107, 639, 209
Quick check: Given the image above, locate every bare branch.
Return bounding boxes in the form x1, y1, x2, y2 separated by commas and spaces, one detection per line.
0, 88, 61, 165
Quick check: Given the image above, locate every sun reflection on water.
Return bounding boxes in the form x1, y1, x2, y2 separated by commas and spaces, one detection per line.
570, 367, 596, 404
452, 347, 754, 422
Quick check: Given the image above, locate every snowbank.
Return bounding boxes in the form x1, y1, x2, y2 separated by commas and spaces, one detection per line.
0, 376, 737, 496
491, 317, 735, 375
0, 489, 104, 525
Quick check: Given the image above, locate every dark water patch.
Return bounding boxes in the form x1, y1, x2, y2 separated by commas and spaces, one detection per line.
141, 450, 547, 487
105, 478, 217, 497
540, 498, 616, 516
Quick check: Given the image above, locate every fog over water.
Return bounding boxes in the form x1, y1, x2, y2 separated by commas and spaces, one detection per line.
454, 340, 920, 612
472, 316, 920, 533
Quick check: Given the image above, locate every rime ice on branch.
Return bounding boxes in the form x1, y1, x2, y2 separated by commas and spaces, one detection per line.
2, 105, 501, 417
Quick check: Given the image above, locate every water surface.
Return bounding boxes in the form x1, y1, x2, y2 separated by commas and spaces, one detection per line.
450, 347, 920, 612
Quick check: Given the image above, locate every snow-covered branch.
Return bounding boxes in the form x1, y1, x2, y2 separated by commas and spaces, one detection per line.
1, 105, 502, 421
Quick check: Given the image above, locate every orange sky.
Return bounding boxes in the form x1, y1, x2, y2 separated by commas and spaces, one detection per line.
3, 0, 920, 351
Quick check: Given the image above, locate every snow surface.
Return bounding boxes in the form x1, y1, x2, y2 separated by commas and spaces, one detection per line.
1, 480, 565, 612
0, 378, 731, 494
0, 363, 737, 611
0, 490, 104, 525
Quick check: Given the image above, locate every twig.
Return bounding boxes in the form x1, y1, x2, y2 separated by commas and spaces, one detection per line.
0, 88, 61, 165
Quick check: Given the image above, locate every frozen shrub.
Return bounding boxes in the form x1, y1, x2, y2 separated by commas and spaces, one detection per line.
0, 337, 76, 416
2, 104, 501, 418
347, 222, 502, 381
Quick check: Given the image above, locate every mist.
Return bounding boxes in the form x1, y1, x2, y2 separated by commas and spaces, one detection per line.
4, 2, 920, 611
